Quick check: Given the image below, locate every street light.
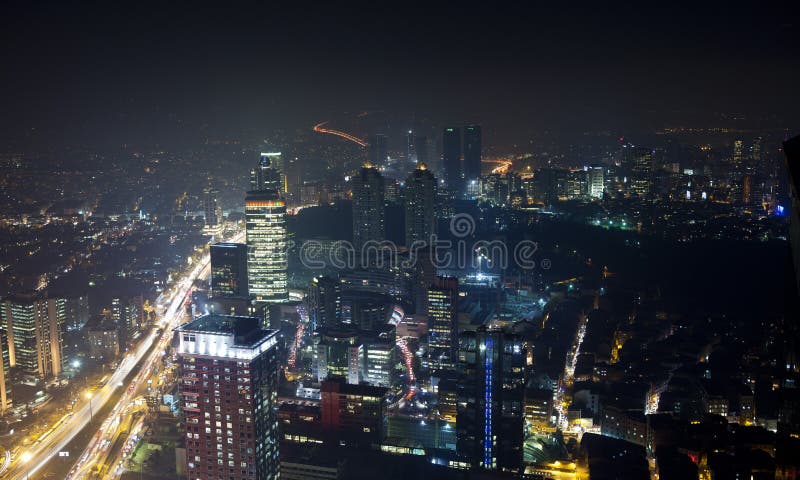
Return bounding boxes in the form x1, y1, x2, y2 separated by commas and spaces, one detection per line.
86, 392, 93, 421
20, 451, 32, 480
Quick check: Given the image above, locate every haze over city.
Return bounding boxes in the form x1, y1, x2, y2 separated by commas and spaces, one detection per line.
0, 3, 799, 480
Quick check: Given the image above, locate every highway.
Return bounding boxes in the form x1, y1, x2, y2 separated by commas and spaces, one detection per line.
7, 230, 243, 480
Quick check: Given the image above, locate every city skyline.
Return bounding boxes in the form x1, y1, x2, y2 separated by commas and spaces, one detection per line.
0, 3, 798, 480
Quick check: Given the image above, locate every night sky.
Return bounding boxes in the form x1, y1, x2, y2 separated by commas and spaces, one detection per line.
1, 2, 798, 148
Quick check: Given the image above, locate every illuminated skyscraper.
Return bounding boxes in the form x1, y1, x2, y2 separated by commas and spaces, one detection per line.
177, 314, 280, 480
246, 190, 288, 303
211, 243, 249, 298
463, 125, 482, 185
404, 163, 437, 248
351, 163, 385, 252
0, 293, 64, 380
307, 276, 342, 330
0, 330, 11, 414
251, 152, 284, 194
457, 326, 525, 471
629, 147, 654, 198
442, 127, 462, 192
588, 166, 605, 199
203, 187, 221, 232
427, 276, 458, 376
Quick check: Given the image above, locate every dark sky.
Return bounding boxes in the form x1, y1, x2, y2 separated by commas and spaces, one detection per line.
1, 2, 798, 148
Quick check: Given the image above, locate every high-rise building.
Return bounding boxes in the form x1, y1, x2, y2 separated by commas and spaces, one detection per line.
457, 326, 525, 472
463, 125, 482, 184
211, 243, 249, 298
251, 152, 284, 194
351, 163, 385, 252
313, 328, 361, 385
1, 293, 64, 380
246, 190, 289, 303
442, 127, 462, 192
368, 134, 388, 166
588, 166, 605, 199
64, 295, 89, 331
404, 163, 437, 248
361, 327, 397, 388
629, 147, 654, 198
203, 187, 221, 232
177, 314, 280, 480
427, 276, 459, 377
406, 130, 417, 165
0, 330, 11, 414
307, 276, 341, 330
111, 295, 144, 350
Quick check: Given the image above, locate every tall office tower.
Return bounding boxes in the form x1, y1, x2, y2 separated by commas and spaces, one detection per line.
211, 243, 249, 298
566, 169, 589, 199
427, 276, 459, 377
177, 314, 280, 480
307, 276, 342, 330
733, 139, 744, 169
361, 327, 397, 387
442, 127, 462, 192
0, 293, 64, 380
0, 330, 11, 414
404, 163, 437, 248
369, 134, 388, 166
203, 187, 222, 231
629, 147, 654, 198
251, 152, 284, 193
351, 163, 385, 252
246, 190, 289, 303
752, 136, 765, 168
463, 125, 482, 184
64, 295, 89, 331
533, 167, 567, 205
406, 130, 417, 164
457, 326, 525, 472
313, 328, 361, 385
588, 166, 605, 199
112, 296, 144, 350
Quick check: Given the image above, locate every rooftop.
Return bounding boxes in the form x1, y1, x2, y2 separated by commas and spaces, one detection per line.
177, 314, 276, 347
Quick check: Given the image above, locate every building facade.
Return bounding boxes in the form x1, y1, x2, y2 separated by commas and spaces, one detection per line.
177, 314, 280, 480
211, 242, 249, 298
245, 191, 289, 303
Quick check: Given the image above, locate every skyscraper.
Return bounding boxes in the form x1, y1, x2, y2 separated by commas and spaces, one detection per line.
457, 326, 525, 472
211, 243, 249, 298
251, 152, 284, 193
203, 187, 221, 232
177, 314, 280, 480
629, 147, 654, 198
588, 166, 605, 199
246, 190, 288, 303
0, 330, 11, 414
368, 134, 388, 166
404, 163, 437, 248
1, 293, 64, 380
442, 127, 462, 192
351, 163, 385, 252
463, 125, 482, 184
427, 276, 459, 377
307, 276, 342, 330
406, 130, 417, 164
